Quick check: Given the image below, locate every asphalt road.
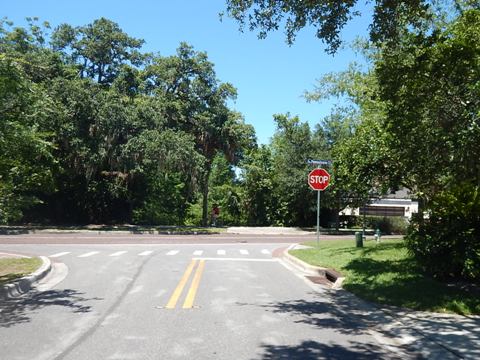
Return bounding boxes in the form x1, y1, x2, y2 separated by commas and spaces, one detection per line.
0, 235, 419, 359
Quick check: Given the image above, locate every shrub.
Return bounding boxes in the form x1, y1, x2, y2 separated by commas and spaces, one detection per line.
341, 215, 408, 234
369, 216, 408, 235
405, 184, 480, 281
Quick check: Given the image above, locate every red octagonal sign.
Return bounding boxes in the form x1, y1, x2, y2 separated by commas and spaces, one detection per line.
308, 168, 331, 191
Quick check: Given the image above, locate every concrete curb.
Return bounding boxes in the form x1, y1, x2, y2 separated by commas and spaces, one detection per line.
0, 256, 52, 300
282, 247, 345, 289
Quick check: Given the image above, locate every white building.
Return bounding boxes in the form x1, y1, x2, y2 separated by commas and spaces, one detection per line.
341, 188, 419, 219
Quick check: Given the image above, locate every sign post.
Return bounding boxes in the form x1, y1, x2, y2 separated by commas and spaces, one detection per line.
308, 167, 331, 247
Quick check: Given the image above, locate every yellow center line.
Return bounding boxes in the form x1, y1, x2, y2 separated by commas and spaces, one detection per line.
165, 259, 197, 309
183, 260, 206, 309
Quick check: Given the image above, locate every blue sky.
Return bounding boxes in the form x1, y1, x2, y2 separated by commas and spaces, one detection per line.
3, 0, 372, 144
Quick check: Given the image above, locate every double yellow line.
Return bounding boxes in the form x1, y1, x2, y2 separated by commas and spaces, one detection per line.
166, 259, 205, 309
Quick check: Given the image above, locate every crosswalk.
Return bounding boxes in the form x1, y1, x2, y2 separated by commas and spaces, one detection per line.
77, 251, 99, 258
48, 248, 272, 259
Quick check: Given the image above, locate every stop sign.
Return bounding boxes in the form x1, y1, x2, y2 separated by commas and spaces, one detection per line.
308, 168, 330, 191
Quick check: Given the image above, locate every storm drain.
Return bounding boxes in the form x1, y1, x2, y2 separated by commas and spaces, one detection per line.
305, 275, 332, 287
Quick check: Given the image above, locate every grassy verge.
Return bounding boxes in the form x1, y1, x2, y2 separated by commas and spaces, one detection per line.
290, 239, 480, 315
0, 257, 43, 286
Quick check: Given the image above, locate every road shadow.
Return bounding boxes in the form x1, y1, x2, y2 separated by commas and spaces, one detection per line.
0, 289, 100, 328
236, 290, 416, 358
254, 339, 410, 360
240, 286, 480, 359
243, 290, 394, 337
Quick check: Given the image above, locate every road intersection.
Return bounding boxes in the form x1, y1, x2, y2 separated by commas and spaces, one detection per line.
0, 233, 441, 359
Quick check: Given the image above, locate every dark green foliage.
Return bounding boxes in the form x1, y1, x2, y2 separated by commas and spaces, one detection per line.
375, 10, 480, 280
337, 215, 408, 234
303, 7, 480, 280
238, 114, 336, 227
51, 18, 144, 84
132, 174, 186, 225
0, 18, 251, 225
406, 184, 480, 281
224, 0, 430, 53
359, 216, 408, 235
239, 145, 275, 225
0, 56, 55, 223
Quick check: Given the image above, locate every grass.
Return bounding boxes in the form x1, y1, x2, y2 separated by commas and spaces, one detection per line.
0, 257, 43, 286
290, 239, 480, 315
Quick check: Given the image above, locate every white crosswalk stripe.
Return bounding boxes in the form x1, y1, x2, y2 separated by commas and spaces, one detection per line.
51, 248, 272, 259
138, 251, 153, 256
78, 251, 99, 258
49, 252, 70, 258
109, 251, 127, 257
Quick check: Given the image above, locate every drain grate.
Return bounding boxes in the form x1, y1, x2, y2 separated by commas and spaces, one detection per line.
305, 275, 332, 286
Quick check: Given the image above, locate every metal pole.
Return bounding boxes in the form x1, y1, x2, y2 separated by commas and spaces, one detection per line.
362, 205, 366, 240
317, 190, 320, 247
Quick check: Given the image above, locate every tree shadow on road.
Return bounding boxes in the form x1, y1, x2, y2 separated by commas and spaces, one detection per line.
239, 290, 392, 337
254, 339, 409, 360
240, 287, 480, 360
237, 290, 421, 358
0, 289, 101, 328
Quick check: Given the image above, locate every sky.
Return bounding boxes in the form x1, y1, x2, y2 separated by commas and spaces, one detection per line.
3, 0, 372, 144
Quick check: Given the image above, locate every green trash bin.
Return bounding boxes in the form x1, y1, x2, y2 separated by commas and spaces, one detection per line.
355, 231, 363, 248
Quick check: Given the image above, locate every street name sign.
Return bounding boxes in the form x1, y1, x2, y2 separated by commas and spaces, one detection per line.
307, 159, 332, 166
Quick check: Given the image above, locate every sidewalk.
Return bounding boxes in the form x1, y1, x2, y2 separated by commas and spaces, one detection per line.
382, 307, 480, 359
281, 246, 480, 359
227, 226, 312, 235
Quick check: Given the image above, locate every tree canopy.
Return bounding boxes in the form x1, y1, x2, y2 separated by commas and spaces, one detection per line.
223, 0, 431, 52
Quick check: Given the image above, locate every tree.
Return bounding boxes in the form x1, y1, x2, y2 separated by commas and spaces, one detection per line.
373, 9, 480, 279
123, 128, 204, 224
145, 44, 256, 226
305, 62, 394, 220
1, 18, 255, 228
269, 114, 330, 226
51, 18, 144, 84
239, 145, 275, 225
305, 8, 480, 279
0, 56, 55, 223
223, 0, 430, 53
374, 9, 480, 202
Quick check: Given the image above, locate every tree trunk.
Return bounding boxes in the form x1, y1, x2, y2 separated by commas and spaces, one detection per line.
201, 162, 212, 227
335, 192, 341, 231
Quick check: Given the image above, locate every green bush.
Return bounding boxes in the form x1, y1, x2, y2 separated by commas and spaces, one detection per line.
184, 202, 203, 226
132, 175, 186, 225
405, 184, 480, 281
368, 216, 408, 235
341, 215, 408, 234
